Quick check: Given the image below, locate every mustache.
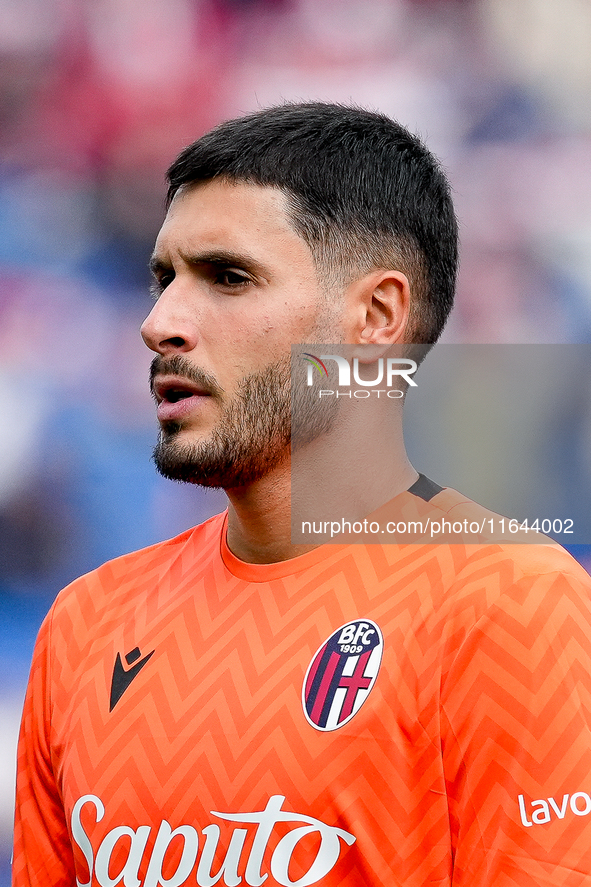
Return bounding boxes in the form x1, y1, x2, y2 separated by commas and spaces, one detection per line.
149, 355, 224, 398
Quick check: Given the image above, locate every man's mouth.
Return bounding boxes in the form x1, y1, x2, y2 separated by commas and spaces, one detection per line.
153, 376, 210, 402
152, 376, 212, 422
163, 388, 196, 403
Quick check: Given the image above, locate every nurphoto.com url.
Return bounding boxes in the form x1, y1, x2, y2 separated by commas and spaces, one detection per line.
300, 517, 574, 540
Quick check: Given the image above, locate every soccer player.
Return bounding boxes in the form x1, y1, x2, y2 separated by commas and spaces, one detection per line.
13, 103, 591, 886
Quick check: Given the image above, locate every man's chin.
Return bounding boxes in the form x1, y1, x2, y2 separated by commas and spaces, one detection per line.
152, 437, 287, 490
153, 438, 225, 488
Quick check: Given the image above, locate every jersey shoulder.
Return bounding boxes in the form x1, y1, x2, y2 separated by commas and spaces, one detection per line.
50, 510, 227, 622
428, 488, 591, 589
430, 485, 590, 583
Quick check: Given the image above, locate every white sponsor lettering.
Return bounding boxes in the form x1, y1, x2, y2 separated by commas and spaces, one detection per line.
196, 825, 246, 886
71, 794, 355, 887
95, 824, 150, 886
570, 792, 591, 815
144, 821, 198, 887
548, 795, 569, 819
518, 790, 591, 827
517, 795, 533, 827
73, 795, 104, 886
531, 800, 550, 825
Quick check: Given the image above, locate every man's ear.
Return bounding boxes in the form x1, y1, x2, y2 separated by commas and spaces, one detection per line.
346, 269, 411, 345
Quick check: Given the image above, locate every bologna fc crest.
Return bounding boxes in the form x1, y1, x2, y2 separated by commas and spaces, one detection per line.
302, 619, 383, 731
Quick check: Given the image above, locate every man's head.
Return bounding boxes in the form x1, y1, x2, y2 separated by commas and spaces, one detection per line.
142, 102, 458, 489
166, 101, 458, 345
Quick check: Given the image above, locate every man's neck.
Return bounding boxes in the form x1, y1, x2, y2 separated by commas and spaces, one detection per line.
224, 449, 418, 566
225, 461, 315, 564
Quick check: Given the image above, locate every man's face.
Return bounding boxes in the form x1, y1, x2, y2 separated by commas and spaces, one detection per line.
141, 179, 343, 488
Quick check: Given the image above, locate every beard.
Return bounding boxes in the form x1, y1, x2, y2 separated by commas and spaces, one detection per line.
152, 354, 293, 489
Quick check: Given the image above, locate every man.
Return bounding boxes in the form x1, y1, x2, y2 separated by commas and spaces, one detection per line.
13, 103, 591, 886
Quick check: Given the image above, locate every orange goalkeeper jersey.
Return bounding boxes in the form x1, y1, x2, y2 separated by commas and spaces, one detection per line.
13, 479, 591, 886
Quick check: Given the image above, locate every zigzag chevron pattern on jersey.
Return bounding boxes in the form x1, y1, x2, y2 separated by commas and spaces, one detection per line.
13, 489, 591, 886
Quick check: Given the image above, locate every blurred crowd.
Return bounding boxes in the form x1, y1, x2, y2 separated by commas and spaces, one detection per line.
2, 0, 591, 878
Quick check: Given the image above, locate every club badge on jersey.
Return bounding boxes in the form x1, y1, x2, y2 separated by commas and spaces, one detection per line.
302, 619, 383, 731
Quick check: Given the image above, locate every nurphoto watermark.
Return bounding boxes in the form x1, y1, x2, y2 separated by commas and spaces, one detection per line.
291, 344, 591, 545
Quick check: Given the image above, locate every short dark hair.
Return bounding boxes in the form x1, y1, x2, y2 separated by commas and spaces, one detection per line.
167, 102, 458, 344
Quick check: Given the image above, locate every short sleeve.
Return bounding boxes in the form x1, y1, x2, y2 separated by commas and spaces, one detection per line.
441, 565, 591, 886
12, 607, 76, 886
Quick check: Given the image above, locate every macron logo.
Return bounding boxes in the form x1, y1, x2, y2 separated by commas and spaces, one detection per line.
109, 646, 155, 711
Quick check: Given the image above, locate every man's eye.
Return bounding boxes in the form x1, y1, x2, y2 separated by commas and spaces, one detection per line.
150, 274, 174, 299
215, 269, 251, 288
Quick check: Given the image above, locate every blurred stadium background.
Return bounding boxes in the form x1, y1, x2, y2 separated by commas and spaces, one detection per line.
2, 0, 591, 879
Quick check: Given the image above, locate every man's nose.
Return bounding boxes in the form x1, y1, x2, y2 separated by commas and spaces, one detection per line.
140, 288, 198, 355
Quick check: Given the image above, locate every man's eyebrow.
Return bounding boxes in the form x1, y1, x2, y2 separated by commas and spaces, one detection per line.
149, 249, 270, 278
